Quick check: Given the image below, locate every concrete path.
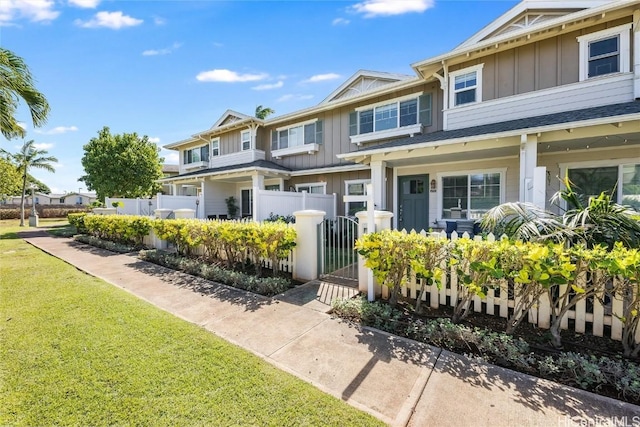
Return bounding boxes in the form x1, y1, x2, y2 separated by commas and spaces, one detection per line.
20, 230, 640, 427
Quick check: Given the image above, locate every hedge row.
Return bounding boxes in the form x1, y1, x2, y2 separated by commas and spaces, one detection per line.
0, 206, 89, 219
356, 230, 640, 356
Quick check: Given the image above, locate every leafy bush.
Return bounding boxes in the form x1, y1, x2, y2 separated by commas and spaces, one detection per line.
138, 249, 291, 297
82, 214, 152, 247
0, 206, 89, 219
68, 212, 88, 233
74, 234, 136, 253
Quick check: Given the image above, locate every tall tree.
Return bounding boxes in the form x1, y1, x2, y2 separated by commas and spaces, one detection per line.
0, 48, 50, 139
80, 127, 164, 201
1, 140, 57, 226
255, 105, 275, 120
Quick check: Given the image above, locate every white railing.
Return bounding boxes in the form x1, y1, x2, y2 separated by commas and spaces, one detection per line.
209, 149, 265, 169
254, 188, 337, 221
390, 229, 638, 344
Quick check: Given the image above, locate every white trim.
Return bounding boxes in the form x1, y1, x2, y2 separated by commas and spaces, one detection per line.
275, 118, 318, 133
272, 143, 320, 159
183, 161, 208, 170
354, 92, 424, 112
344, 179, 371, 215
578, 23, 631, 81
435, 168, 507, 221
448, 64, 484, 108
350, 123, 422, 145
289, 163, 369, 177
240, 129, 251, 151
295, 182, 327, 194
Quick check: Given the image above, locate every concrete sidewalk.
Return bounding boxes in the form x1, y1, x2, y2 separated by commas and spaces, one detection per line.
21, 230, 640, 427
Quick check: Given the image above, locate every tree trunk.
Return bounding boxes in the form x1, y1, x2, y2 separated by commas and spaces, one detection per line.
19, 172, 27, 227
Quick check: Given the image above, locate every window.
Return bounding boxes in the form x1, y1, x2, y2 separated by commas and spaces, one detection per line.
350, 94, 431, 137
183, 145, 210, 164
295, 183, 326, 194
35, 197, 39, 204
577, 24, 631, 81
441, 172, 501, 219
241, 189, 252, 217
59, 198, 65, 204
211, 138, 220, 157
76, 196, 82, 205
566, 162, 640, 211
265, 184, 281, 191
449, 64, 483, 107
345, 180, 370, 216
241, 130, 251, 151
272, 120, 323, 151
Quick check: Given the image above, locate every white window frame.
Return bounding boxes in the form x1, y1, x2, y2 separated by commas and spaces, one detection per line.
559, 158, 640, 207
272, 118, 321, 158
211, 138, 220, 157
448, 64, 484, 108
577, 23, 631, 81
295, 182, 326, 194
241, 130, 251, 151
436, 168, 506, 220
183, 144, 209, 166
344, 179, 370, 216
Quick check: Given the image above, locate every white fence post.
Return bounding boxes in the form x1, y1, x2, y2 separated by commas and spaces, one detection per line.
292, 210, 325, 282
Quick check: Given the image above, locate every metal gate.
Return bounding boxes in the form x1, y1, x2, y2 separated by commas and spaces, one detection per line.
318, 216, 359, 283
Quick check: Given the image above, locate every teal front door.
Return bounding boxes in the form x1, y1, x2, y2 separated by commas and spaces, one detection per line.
398, 175, 429, 232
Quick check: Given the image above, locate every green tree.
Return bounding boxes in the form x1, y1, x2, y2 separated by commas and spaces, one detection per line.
0, 156, 21, 200
0, 48, 50, 139
79, 127, 164, 201
255, 105, 275, 120
1, 140, 57, 226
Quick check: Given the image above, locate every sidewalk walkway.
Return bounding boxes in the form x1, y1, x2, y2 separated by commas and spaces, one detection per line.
21, 230, 640, 427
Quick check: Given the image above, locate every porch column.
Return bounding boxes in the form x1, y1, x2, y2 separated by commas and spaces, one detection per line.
370, 160, 387, 210
519, 134, 538, 204
634, 10, 640, 99
171, 184, 177, 196
199, 181, 205, 219
252, 174, 264, 221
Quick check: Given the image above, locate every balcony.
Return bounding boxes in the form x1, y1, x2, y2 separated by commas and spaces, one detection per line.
210, 149, 265, 168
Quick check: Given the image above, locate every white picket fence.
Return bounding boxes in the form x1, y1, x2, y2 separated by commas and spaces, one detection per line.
395, 229, 639, 344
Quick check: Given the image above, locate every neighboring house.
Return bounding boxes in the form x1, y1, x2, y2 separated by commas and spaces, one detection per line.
8, 192, 97, 206
161, 164, 179, 195
161, 0, 640, 229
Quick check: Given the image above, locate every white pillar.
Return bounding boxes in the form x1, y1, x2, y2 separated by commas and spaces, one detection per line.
519, 134, 538, 203
199, 181, 205, 219
533, 166, 547, 209
370, 160, 387, 210
634, 11, 640, 99
292, 210, 326, 282
252, 174, 264, 221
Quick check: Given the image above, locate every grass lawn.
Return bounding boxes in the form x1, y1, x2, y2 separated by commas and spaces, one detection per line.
0, 220, 384, 426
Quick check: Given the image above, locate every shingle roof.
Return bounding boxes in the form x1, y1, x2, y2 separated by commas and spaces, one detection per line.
353, 101, 640, 153
170, 160, 291, 179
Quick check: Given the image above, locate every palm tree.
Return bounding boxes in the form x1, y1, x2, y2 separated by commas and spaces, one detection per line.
0, 48, 50, 139
1, 140, 57, 226
255, 105, 275, 120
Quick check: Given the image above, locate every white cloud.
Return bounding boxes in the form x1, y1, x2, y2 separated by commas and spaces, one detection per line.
153, 15, 165, 25
162, 152, 179, 164
142, 42, 182, 56
33, 142, 54, 150
68, 0, 100, 8
332, 17, 350, 26
74, 11, 143, 29
302, 73, 341, 83
148, 137, 160, 143
277, 94, 314, 103
17, 122, 26, 129
0, 0, 60, 25
196, 69, 268, 83
252, 81, 283, 91
351, 0, 434, 18
34, 125, 78, 135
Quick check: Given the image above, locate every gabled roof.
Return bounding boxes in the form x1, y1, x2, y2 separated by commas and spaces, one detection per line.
457, 0, 613, 50
209, 109, 253, 129
339, 101, 640, 159
320, 70, 415, 105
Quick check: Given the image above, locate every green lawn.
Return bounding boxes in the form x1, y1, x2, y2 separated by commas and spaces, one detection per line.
0, 221, 384, 426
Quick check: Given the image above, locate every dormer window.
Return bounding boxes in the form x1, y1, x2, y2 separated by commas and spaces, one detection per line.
577, 23, 631, 81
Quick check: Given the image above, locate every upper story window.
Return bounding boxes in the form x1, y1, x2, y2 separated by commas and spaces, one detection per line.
448, 64, 483, 107
241, 130, 251, 151
183, 145, 209, 164
271, 120, 323, 151
577, 24, 631, 81
211, 138, 220, 157
349, 94, 431, 139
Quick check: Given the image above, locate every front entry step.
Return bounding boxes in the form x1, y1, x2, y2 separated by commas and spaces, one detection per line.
275, 280, 359, 313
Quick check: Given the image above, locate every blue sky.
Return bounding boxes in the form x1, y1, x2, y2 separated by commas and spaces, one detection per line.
1, 0, 519, 194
